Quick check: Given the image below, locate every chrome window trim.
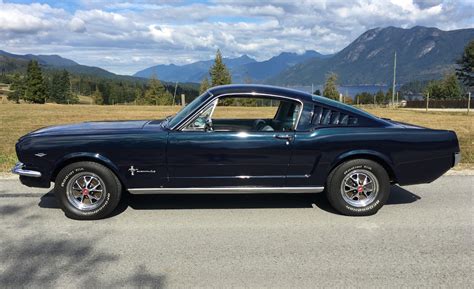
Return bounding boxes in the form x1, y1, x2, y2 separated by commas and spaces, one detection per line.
170, 90, 214, 130
181, 98, 218, 132
128, 186, 324, 194
172, 92, 305, 131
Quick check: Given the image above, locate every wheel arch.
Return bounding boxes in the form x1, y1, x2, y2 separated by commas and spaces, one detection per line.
51, 153, 124, 185
330, 150, 397, 183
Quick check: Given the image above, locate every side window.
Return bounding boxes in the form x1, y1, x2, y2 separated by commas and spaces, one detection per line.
311, 105, 358, 127
182, 96, 301, 132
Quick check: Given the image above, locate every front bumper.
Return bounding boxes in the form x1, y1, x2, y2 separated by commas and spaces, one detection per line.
11, 162, 42, 178
453, 152, 461, 167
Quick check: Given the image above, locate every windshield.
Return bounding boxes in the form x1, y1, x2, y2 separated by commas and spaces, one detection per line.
167, 91, 211, 129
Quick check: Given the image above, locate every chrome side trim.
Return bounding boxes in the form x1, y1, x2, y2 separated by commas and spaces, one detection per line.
453, 152, 461, 167
128, 186, 324, 194
173, 92, 305, 131
11, 162, 42, 178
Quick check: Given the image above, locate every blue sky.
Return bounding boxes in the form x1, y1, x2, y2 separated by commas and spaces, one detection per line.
1, 0, 473, 75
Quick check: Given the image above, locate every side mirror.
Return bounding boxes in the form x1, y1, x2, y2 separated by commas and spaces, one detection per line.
205, 118, 213, 132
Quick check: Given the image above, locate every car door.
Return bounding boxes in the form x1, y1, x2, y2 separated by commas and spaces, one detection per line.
166, 130, 294, 187
166, 96, 299, 188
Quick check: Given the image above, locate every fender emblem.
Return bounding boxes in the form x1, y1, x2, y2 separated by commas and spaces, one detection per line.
128, 166, 156, 176
35, 153, 47, 157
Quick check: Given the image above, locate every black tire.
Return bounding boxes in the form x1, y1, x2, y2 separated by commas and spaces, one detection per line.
54, 161, 122, 220
326, 159, 390, 216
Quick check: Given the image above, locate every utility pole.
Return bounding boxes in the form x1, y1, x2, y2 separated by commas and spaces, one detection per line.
426, 92, 429, 112
311, 83, 314, 94
396, 91, 399, 106
392, 51, 397, 107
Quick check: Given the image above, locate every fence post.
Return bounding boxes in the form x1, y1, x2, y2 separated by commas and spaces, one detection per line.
468, 92, 471, 114
426, 92, 429, 112
181, 94, 186, 106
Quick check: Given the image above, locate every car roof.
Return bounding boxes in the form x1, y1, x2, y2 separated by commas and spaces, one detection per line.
208, 84, 314, 102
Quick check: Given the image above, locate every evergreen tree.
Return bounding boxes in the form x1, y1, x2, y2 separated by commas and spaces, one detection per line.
375, 90, 385, 104
47, 70, 77, 104
7, 73, 25, 103
60, 70, 78, 104
48, 72, 63, 103
442, 73, 462, 99
456, 40, 474, 88
424, 80, 444, 99
313, 89, 321, 95
199, 77, 210, 94
134, 87, 144, 104
354, 92, 373, 104
143, 75, 172, 105
24, 60, 47, 103
425, 73, 462, 99
92, 85, 103, 104
210, 49, 232, 86
323, 73, 339, 100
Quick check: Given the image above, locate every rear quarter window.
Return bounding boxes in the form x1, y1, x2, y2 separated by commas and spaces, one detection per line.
311, 105, 358, 128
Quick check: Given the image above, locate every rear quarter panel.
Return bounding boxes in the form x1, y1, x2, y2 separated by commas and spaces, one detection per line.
289, 127, 459, 186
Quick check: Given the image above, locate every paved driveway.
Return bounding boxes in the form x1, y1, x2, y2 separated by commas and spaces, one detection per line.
0, 175, 472, 288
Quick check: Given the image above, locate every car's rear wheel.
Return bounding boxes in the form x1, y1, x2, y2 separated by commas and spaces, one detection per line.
326, 159, 390, 216
54, 161, 122, 220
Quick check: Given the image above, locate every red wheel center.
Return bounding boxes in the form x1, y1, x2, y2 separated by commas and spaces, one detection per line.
357, 186, 363, 193
82, 189, 89, 196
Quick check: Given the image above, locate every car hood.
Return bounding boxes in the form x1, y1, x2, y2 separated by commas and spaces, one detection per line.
26, 120, 153, 137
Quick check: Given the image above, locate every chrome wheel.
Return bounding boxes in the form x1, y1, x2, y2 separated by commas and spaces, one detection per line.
340, 169, 379, 207
66, 172, 106, 211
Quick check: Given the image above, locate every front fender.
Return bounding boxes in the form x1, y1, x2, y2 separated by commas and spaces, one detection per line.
52, 152, 123, 183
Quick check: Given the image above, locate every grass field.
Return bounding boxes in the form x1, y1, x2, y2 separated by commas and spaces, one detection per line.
0, 103, 472, 172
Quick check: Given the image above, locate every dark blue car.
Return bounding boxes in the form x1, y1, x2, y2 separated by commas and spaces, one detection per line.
13, 84, 460, 219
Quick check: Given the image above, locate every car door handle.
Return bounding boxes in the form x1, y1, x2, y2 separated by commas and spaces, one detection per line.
274, 134, 294, 141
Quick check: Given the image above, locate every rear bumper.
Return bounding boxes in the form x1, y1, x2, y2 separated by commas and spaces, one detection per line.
453, 152, 461, 167
11, 162, 42, 178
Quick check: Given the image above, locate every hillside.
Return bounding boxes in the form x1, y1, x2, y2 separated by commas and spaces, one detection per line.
134, 55, 257, 82
268, 26, 474, 85
0, 50, 122, 79
133, 50, 327, 83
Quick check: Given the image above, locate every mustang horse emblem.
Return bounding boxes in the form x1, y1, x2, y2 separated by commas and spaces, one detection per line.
128, 166, 156, 176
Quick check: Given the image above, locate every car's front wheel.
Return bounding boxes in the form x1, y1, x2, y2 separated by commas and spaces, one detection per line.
326, 159, 390, 216
54, 161, 122, 220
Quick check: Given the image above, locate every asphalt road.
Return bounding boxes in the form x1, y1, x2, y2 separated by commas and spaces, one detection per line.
0, 175, 472, 288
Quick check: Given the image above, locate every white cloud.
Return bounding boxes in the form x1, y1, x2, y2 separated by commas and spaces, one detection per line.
69, 17, 86, 33
0, 0, 472, 75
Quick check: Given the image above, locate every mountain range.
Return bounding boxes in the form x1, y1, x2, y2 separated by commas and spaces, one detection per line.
0, 50, 120, 79
1, 26, 472, 86
133, 50, 328, 83
269, 26, 474, 85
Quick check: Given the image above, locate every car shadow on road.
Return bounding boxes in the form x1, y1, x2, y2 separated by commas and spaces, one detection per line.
38, 185, 421, 216
386, 185, 421, 205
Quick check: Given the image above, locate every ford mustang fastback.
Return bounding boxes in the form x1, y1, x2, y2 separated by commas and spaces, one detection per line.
13, 84, 461, 219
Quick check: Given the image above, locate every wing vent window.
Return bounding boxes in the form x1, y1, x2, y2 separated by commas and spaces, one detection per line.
311, 105, 358, 126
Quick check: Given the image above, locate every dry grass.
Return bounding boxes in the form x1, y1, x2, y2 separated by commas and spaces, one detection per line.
0, 103, 472, 172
